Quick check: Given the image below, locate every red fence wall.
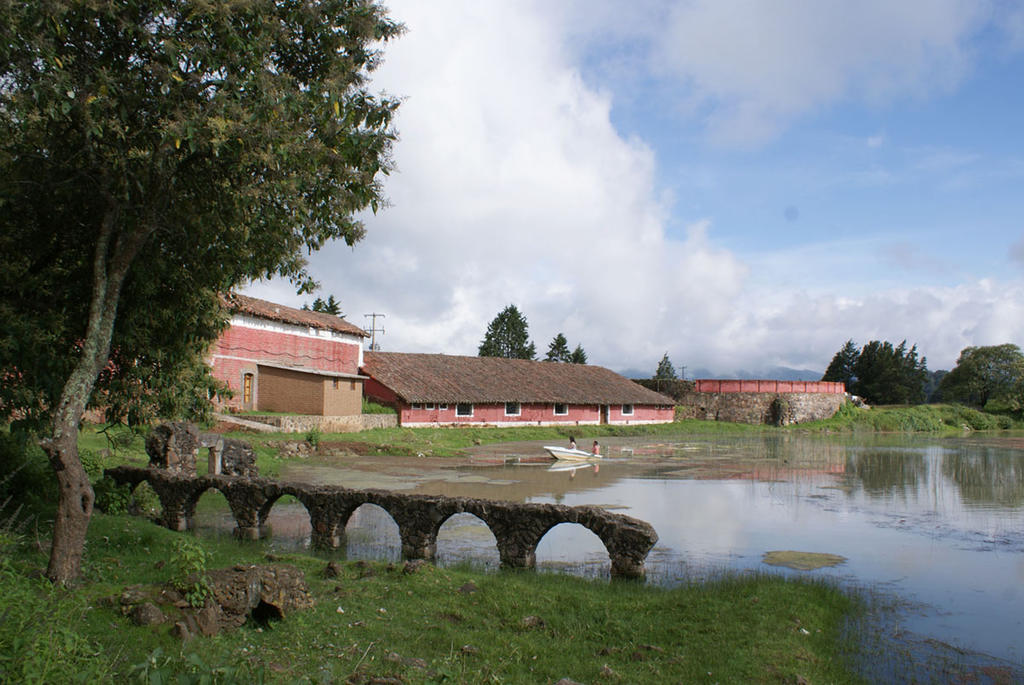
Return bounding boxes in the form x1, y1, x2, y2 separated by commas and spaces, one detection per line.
693, 380, 845, 395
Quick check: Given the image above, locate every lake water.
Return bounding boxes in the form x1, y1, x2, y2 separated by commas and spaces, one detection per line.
195, 432, 1024, 678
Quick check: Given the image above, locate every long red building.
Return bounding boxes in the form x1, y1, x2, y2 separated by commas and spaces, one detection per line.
361, 351, 675, 427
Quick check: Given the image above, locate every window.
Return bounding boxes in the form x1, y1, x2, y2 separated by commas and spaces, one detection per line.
425, 403, 435, 410
411, 403, 423, 410
621, 404, 634, 416
438, 404, 448, 411
505, 402, 521, 416
333, 379, 340, 389
456, 403, 473, 417
553, 403, 568, 416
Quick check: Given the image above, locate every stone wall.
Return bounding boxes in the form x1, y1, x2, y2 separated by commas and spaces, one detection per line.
633, 378, 846, 425
244, 413, 397, 433
675, 390, 845, 425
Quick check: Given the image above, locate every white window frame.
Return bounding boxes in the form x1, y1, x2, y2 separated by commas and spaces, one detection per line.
438, 404, 448, 411
505, 402, 521, 416
553, 403, 569, 416
621, 404, 634, 416
456, 403, 474, 417
411, 403, 423, 410
425, 402, 435, 410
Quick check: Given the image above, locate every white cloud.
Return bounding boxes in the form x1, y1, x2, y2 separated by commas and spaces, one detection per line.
645, 0, 986, 144
246, 0, 1023, 379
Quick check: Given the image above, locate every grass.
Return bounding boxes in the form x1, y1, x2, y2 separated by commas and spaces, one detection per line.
0, 512, 867, 684
5, 406, 1018, 682
798, 402, 1018, 434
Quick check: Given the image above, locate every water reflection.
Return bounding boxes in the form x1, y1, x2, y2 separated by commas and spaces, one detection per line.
193, 432, 1024, 673
845, 447, 927, 498
944, 445, 1024, 508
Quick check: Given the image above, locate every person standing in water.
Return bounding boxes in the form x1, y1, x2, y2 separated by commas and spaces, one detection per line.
569, 436, 576, 450
592, 440, 600, 455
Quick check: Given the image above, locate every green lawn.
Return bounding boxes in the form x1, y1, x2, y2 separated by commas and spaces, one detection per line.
0, 513, 867, 684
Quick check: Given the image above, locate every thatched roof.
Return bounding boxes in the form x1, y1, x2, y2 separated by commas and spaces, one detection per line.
362, 352, 674, 405
227, 294, 368, 338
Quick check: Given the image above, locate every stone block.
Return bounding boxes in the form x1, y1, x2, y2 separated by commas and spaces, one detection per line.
146, 422, 199, 475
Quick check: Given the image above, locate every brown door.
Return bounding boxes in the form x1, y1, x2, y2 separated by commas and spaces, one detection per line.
242, 373, 254, 410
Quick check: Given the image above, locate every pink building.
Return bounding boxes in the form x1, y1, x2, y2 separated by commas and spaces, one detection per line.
210, 294, 369, 415
362, 352, 675, 427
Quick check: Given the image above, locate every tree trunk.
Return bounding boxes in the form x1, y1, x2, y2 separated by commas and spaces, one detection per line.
44, 427, 94, 583
42, 207, 150, 584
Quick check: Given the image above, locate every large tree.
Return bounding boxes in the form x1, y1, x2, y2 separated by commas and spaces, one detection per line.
0, 0, 401, 583
939, 344, 1024, 409
850, 340, 928, 405
569, 344, 588, 365
822, 339, 860, 388
478, 305, 536, 359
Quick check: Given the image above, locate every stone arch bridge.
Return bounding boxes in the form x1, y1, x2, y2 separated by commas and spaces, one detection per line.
105, 466, 658, 579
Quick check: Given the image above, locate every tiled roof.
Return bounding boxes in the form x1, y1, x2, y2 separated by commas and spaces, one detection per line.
227, 293, 368, 338
362, 352, 675, 406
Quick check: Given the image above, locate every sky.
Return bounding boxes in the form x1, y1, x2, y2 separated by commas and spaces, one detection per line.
246, 0, 1024, 378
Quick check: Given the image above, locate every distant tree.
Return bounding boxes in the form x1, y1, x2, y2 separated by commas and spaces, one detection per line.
654, 353, 678, 380
304, 295, 343, 316
851, 340, 928, 405
939, 344, 1024, 409
478, 305, 536, 359
0, 0, 401, 583
822, 340, 860, 388
545, 333, 571, 362
569, 344, 588, 365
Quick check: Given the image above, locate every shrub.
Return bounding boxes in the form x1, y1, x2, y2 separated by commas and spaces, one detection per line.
305, 425, 322, 450
171, 537, 212, 608
362, 398, 397, 415
0, 430, 55, 522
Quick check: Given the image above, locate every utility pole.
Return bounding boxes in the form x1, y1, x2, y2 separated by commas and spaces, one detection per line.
364, 312, 386, 350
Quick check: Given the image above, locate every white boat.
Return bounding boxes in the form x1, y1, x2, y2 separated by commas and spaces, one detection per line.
543, 445, 602, 461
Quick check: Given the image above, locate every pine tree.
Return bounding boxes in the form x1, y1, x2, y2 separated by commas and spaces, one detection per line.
305, 294, 343, 316
545, 333, 571, 362
850, 340, 928, 405
654, 353, 677, 380
822, 340, 859, 387
478, 305, 536, 359
569, 344, 588, 364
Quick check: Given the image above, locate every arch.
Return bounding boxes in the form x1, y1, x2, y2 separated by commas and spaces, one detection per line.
190, 485, 236, 538
345, 503, 401, 562
255, 493, 313, 551
102, 466, 658, 578
536, 522, 611, 578
435, 512, 500, 571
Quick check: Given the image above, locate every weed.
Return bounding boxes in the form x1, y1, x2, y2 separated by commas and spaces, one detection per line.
171, 537, 213, 608
130, 647, 265, 684
305, 425, 321, 450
